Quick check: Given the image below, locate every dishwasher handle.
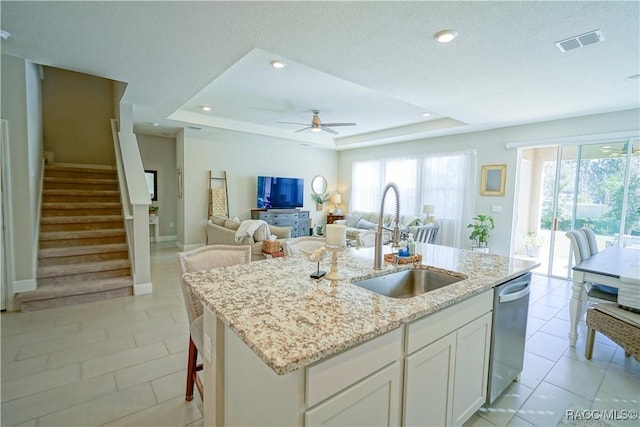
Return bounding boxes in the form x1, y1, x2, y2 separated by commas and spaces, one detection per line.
498, 280, 530, 303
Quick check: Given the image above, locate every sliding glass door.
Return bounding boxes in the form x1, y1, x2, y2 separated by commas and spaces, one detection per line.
517, 139, 639, 278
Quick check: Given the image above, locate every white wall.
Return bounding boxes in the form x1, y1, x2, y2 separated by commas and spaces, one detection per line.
179, 129, 337, 248
137, 134, 177, 240
0, 54, 43, 297
338, 109, 640, 256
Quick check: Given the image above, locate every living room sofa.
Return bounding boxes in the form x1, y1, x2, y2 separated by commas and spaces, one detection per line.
206, 215, 291, 261
339, 210, 421, 241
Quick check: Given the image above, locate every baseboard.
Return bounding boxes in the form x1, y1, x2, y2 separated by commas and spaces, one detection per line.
149, 235, 177, 243
13, 278, 37, 292
134, 282, 153, 295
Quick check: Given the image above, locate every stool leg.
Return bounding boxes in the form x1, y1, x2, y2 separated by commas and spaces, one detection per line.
585, 327, 595, 360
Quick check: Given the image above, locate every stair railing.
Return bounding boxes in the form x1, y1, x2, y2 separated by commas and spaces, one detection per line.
111, 119, 152, 295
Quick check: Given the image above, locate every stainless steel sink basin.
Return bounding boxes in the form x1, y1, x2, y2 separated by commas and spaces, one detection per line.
352, 268, 466, 298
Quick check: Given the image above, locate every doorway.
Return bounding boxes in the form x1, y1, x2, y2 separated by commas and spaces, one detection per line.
514, 138, 640, 279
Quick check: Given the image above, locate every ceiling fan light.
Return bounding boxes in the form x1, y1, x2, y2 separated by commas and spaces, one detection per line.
434, 29, 458, 43
311, 127, 322, 133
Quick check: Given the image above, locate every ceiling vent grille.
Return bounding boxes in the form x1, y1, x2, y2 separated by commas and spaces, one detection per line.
555, 29, 604, 52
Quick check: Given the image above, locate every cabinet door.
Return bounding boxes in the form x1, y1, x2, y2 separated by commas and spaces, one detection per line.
305, 362, 401, 427
404, 332, 456, 427
452, 312, 492, 426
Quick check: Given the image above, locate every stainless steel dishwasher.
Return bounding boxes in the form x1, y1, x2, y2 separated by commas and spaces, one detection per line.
487, 272, 531, 404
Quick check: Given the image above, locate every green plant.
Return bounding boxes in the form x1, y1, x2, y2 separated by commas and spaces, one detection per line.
467, 214, 495, 248
149, 205, 159, 215
523, 231, 544, 247
311, 192, 328, 204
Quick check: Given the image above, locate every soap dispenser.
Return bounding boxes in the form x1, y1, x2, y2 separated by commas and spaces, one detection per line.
407, 233, 416, 256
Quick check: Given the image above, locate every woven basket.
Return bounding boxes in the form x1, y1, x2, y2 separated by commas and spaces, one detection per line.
261, 240, 281, 254
384, 253, 423, 264
587, 308, 640, 361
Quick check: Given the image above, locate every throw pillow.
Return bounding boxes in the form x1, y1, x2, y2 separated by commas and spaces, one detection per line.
356, 218, 377, 230
211, 215, 227, 226
224, 219, 241, 231
253, 223, 269, 242
269, 225, 292, 239
345, 214, 361, 228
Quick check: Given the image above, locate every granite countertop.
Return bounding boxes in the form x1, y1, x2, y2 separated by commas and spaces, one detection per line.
183, 244, 538, 375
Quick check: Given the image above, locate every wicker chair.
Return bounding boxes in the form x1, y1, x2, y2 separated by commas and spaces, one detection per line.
177, 245, 251, 401
586, 303, 640, 361
282, 236, 326, 256
355, 230, 376, 248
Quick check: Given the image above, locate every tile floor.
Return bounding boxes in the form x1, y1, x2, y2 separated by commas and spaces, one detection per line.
1, 243, 638, 426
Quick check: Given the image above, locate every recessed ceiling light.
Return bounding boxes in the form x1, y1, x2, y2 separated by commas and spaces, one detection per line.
201, 106, 212, 112
271, 60, 286, 69
421, 112, 432, 117
152, 122, 160, 127
0, 29, 10, 40
434, 29, 458, 43
625, 74, 640, 81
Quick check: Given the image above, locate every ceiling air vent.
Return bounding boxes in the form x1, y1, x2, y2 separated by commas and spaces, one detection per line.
555, 29, 604, 52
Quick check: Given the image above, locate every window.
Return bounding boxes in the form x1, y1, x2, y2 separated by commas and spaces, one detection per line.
352, 150, 476, 248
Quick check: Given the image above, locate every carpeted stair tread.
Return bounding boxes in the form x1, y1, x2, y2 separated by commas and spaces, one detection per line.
44, 189, 120, 196
42, 202, 121, 209
37, 259, 130, 278
45, 164, 116, 173
40, 229, 125, 241
44, 176, 117, 185
16, 277, 133, 303
39, 243, 129, 259
41, 215, 124, 224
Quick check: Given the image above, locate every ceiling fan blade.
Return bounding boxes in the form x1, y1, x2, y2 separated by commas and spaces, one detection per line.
320, 125, 338, 135
295, 127, 312, 133
277, 121, 310, 126
321, 122, 356, 127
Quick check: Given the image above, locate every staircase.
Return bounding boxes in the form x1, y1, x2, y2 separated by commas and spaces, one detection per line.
16, 165, 133, 311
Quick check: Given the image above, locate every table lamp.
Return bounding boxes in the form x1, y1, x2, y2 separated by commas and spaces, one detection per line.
422, 204, 435, 224
334, 194, 342, 214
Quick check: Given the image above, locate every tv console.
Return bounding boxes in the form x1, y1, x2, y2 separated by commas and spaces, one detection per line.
251, 209, 310, 238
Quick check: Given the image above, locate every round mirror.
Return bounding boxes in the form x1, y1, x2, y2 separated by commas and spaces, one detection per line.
311, 175, 327, 195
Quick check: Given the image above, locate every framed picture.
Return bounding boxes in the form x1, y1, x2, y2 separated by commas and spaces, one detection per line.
144, 170, 157, 201
480, 164, 506, 196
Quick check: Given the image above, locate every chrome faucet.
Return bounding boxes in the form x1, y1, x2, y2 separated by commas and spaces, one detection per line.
374, 182, 401, 270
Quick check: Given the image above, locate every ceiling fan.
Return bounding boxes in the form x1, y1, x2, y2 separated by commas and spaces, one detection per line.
277, 110, 356, 135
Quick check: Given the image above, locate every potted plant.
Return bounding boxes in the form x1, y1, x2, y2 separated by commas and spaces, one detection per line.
311, 192, 328, 211
149, 205, 159, 216
467, 214, 494, 253
523, 231, 544, 257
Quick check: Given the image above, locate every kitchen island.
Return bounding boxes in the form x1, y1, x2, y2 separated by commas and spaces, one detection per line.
183, 244, 538, 426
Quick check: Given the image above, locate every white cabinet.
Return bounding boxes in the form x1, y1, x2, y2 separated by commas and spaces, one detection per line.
305, 362, 401, 427
404, 332, 456, 427
452, 312, 492, 425
403, 291, 492, 427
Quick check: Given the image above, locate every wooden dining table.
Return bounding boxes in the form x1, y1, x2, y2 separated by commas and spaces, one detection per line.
569, 247, 640, 346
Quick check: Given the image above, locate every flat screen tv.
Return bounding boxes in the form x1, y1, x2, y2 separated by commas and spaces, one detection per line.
257, 176, 304, 209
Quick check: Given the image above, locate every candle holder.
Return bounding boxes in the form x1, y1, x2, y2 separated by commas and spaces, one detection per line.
324, 245, 346, 281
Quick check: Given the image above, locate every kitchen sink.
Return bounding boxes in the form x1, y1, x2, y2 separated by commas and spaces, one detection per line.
352, 268, 467, 299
